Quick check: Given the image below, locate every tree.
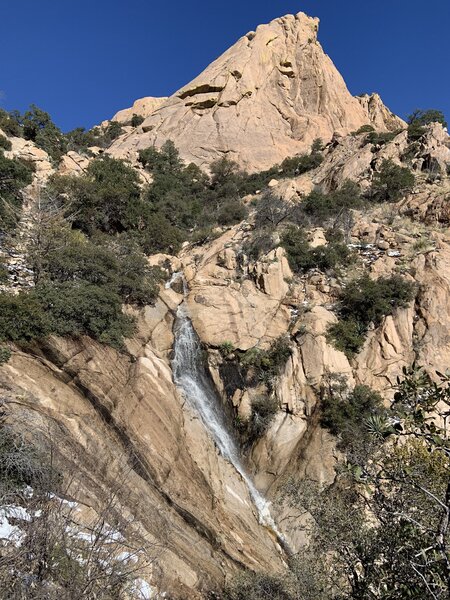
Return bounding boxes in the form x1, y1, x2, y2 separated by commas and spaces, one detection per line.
20, 104, 67, 162
369, 159, 415, 203
0, 151, 33, 231
408, 109, 447, 128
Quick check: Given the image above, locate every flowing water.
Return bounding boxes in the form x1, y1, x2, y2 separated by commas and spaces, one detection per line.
169, 274, 286, 545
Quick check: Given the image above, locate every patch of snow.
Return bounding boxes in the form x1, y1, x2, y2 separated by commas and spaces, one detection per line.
133, 578, 157, 599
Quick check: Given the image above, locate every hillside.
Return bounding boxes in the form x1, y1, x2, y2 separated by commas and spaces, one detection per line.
0, 10, 449, 600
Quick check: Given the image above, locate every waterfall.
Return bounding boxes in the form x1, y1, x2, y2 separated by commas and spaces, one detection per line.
169, 274, 286, 546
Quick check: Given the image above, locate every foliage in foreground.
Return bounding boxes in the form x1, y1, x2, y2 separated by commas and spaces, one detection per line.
221, 366, 450, 599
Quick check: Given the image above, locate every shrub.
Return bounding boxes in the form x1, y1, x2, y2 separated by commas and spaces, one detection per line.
320, 383, 385, 451
328, 274, 415, 356
327, 319, 366, 357
0, 109, 21, 137
222, 572, 294, 600
130, 114, 145, 127
242, 230, 276, 260
0, 152, 34, 230
279, 151, 323, 177
281, 226, 353, 273
0, 134, 12, 151
0, 347, 11, 365
240, 336, 291, 388
369, 159, 415, 203
246, 395, 278, 442
0, 292, 50, 342
34, 282, 135, 350
20, 104, 67, 162
366, 130, 400, 145
407, 109, 447, 128
352, 124, 375, 135
302, 180, 363, 223
407, 109, 447, 142
217, 199, 248, 226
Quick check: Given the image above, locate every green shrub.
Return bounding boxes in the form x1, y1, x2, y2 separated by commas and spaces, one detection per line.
366, 130, 400, 145
217, 199, 248, 226
130, 114, 145, 127
328, 274, 415, 356
0, 109, 21, 137
281, 226, 353, 273
352, 124, 375, 135
407, 109, 447, 142
279, 151, 323, 178
327, 319, 366, 357
0, 152, 34, 230
320, 383, 385, 450
0, 347, 11, 365
222, 572, 294, 600
19, 104, 67, 162
369, 159, 415, 203
0, 292, 50, 342
240, 336, 291, 388
242, 230, 275, 260
34, 282, 135, 350
0, 134, 12, 151
302, 180, 363, 223
408, 109, 447, 128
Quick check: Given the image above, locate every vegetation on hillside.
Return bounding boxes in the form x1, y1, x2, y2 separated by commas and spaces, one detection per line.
220, 366, 450, 600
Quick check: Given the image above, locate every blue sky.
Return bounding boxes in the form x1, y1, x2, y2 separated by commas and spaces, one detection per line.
2, 0, 449, 131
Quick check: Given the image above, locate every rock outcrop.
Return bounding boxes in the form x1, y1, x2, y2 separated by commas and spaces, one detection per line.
111, 96, 168, 124
108, 12, 404, 172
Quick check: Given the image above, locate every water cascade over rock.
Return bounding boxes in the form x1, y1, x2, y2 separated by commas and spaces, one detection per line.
170, 275, 287, 548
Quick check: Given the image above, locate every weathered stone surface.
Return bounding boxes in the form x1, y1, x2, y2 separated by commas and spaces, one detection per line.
111, 96, 168, 124
108, 13, 402, 172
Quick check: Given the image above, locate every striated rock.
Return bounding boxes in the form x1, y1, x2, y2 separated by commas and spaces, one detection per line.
0, 322, 285, 597
108, 12, 402, 172
58, 150, 90, 176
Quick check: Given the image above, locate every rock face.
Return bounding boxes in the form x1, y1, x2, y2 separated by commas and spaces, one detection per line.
108, 12, 403, 172
0, 304, 285, 597
111, 96, 168, 124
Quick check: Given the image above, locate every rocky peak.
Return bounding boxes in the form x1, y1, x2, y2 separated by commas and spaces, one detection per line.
108, 11, 403, 171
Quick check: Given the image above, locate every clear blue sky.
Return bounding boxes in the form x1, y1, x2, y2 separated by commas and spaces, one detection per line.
2, 0, 449, 132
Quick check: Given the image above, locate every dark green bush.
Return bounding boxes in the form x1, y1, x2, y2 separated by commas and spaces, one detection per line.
366, 130, 400, 145
321, 383, 385, 450
0, 347, 12, 365
0, 109, 21, 137
0, 152, 34, 230
0, 134, 12, 151
240, 336, 292, 388
19, 105, 67, 162
281, 226, 353, 273
407, 109, 447, 142
0, 292, 50, 342
217, 199, 248, 226
279, 151, 323, 177
242, 231, 276, 260
34, 282, 135, 350
130, 114, 145, 127
369, 159, 415, 203
222, 572, 294, 600
302, 180, 363, 223
352, 124, 375, 135
328, 274, 415, 356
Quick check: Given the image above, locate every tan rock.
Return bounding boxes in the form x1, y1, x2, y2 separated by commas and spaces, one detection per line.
108, 12, 401, 172
111, 96, 168, 124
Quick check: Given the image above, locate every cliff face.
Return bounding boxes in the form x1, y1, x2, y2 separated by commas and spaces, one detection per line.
107, 12, 404, 172
0, 310, 285, 597
1, 10, 449, 598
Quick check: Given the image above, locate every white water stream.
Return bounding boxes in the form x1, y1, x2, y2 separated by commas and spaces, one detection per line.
168, 274, 286, 546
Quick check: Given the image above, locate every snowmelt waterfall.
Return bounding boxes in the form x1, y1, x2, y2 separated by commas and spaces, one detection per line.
169, 274, 286, 545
